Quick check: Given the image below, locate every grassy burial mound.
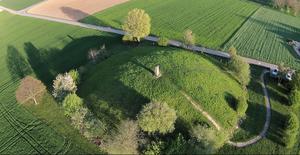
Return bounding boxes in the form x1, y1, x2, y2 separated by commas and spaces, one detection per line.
225, 7, 300, 69
81, 0, 258, 49
79, 45, 245, 132
0, 12, 119, 154
0, 0, 42, 10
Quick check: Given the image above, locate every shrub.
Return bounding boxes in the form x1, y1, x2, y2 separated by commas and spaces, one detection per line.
103, 120, 139, 154
16, 76, 46, 105
122, 8, 151, 42
68, 69, 80, 84
165, 134, 188, 154
143, 140, 165, 155
290, 89, 300, 108
137, 102, 177, 134
158, 37, 169, 46
53, 73, 77, 101
228, 47, 250, 88
236, 95, 248, 117
62, 94, 83, 117
88, 45, 109, 63
283, 112, 299, 148
190, 125, 229, 153
183, 29, 195, 47
291, 71, 300, 90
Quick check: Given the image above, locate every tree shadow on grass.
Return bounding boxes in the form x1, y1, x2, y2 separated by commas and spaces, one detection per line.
6, 45, 33, 80
224, 92, 238, 111
24, 35, 120, 85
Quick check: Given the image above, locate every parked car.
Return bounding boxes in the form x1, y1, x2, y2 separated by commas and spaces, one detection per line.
285, 72, 293, 81
270, 68, 279, 78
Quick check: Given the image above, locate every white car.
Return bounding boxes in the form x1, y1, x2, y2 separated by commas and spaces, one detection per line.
285, 72, 293, 81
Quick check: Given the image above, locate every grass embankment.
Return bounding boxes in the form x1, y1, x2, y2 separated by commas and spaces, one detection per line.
81, 0, 258, 49
79, 45, 244, 132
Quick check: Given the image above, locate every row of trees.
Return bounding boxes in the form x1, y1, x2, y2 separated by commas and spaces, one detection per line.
273, 0, 300, 15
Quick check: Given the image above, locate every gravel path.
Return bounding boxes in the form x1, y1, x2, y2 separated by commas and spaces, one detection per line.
228, 70, 271, 147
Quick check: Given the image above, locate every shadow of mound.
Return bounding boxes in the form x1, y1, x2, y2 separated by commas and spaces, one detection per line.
24, 35, 121, 85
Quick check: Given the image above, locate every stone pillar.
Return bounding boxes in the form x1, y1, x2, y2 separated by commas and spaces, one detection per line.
154, 65, 161, 78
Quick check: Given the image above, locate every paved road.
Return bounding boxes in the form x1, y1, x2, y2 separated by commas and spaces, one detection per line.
228, 70, 271, 147
0, 5, 279, 70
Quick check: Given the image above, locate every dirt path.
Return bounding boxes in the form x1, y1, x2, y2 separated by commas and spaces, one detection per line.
181, 91, 222, 131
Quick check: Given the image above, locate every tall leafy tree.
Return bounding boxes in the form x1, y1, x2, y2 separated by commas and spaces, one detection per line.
122, 8, 151, 42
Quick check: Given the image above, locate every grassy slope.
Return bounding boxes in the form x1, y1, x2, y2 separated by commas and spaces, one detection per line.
0, 11, 122, 154
219, 67, 299, 154
81, 0, 258, 49
0, 0, 42, 10
225, 7, 300, 69
79, 45, 244, 131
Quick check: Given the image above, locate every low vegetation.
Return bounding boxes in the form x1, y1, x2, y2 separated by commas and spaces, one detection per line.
0, 0, 42, 10
137, 102, 177, 134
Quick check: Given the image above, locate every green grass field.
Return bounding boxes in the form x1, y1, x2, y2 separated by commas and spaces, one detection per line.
0, 0, 42, 10
79, 45, 244, 131
219, 67, 300, 154
0, 11, 122, 154
81, 0, 258, 49
224, 7, 300, 69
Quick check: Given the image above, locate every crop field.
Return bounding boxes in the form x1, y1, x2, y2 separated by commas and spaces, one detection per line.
81, 0, 258, 49
224, 7, 300, 69
0, 11, 121, 154
0, 0, 42, 10
80, 46, 244, 131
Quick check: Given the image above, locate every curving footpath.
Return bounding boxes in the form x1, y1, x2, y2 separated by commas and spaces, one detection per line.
0, 5, 279, 70
228, 70, 271, 147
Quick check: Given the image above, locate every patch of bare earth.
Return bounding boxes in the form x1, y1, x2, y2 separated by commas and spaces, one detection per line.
27, 0, 129, 21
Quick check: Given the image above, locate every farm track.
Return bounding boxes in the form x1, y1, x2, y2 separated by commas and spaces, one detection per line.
0, 5, 279, 70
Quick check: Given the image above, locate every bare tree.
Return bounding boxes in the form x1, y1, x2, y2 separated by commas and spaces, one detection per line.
273, 0, 286, 9
16, 76, 46, 105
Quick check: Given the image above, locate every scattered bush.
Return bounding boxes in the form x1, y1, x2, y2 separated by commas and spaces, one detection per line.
16, 76, 46, 105
290, 89, 300, 108
283, 112, 299, 148
68, 69, 80, 84
53, 73, 77, 101
143, 140, 165, 155
103, 120, 139, 154
62, 94, 83, 117
158, 37, 169, 46
190, 125, 229, 153
122, 8, 151, 42
236, 95, 248, 117
137, 102, 177, 134
88, 44, 108, 63
183, 29, 195, 47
